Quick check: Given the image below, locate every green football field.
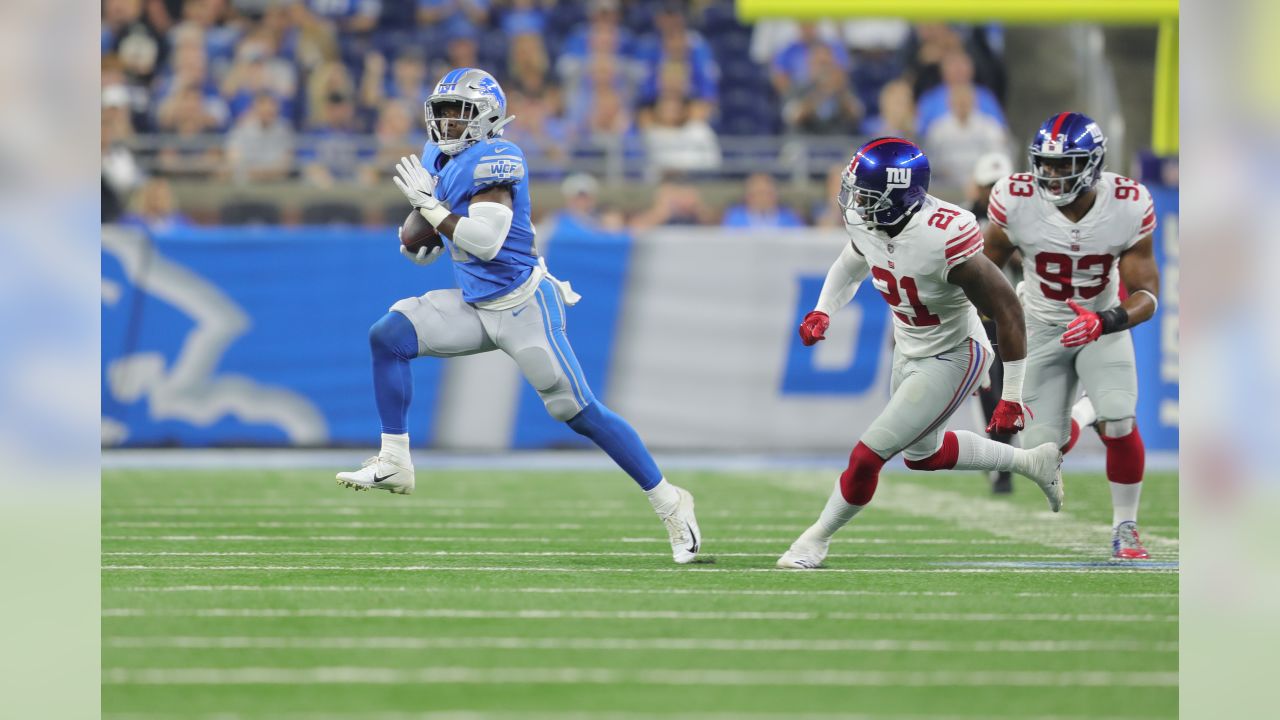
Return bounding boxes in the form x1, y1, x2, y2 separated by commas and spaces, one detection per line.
103, 464, 1178, 719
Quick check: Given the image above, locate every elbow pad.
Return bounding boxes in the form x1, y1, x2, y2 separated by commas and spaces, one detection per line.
452, 201, 514, 262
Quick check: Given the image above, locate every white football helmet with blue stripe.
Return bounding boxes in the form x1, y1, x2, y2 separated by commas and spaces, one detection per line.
425, 67, 512, 156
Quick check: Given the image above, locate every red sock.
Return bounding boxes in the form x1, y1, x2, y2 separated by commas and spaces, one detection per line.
840, 442, 887, 505
1099, 427, 1145, 484
1061, 420, 1081, 454
903, 432, 959, 471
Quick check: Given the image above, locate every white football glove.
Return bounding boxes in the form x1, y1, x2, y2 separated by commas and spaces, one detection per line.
392, 154, 440, 211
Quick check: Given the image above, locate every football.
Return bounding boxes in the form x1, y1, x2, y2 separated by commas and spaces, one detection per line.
400, 209, 443, 254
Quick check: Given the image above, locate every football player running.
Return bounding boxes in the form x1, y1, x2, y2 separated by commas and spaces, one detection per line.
778, 137, 1064, 570
983, 112, 1160, 559
336, 68, 702, 564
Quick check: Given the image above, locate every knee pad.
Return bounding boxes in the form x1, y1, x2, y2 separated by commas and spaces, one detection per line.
1099, 417, 1135, 438
369, 311, 418, 360
514, 346, 560, 392
903, 432, 959, 471
840, 442, 887, 506
545, 393, 582, 422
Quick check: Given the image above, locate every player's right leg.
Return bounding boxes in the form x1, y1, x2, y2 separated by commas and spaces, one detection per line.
337, 290, 495, 495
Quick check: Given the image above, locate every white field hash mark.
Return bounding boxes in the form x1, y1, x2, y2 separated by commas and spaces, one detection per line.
102, 564, 1178, 574
106, 585, 1177, 599
101, 666, 1178, 687
101, 608, 1177, 623
103, 635, 1178, 653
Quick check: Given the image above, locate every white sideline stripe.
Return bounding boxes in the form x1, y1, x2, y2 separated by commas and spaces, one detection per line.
103, 521, 946, 533
763, 473, 1180, 556
106, 508, 835, 520
101, 551, 1085, 559
106, 585, 1177, 600
104, 635, 1178, 653
103, 535, 1020, 546
101, 666, 1179, 687
102, 608, 1177, 623
100, 713, 1163, 720
102, 564, 1178, 575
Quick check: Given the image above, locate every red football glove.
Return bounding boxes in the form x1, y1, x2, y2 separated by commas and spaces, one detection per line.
986, 399, 1031, 434
1060, 300, 1103, 347
798, 311, 830, 346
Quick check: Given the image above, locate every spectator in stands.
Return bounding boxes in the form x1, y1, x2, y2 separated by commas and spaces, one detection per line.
861, 78, 915, 137
359, 100, 421, 184
546, 173, 624, 236
305, 61, 358, 128
843, 20, 909, 119
500, 0, 547, 40
782, 44, 863, 136
502, 90, 569, 168
104, 0, 165, 93
103, 53, 153, 135
307, 0, 381, 34
770, 21, 849, 98
722, 172, 804, 229
922, 84, 1008, 190
916, 49, 1006, 135
154, 23, 229, 129
902, 23, 963, 99
813, 163, 847, 229
120, 178, 194, 233
636, 3, 719, 112
225, 92, 296, 184
102, 85, 144, 220
569, 54, 634, 138
558, 0, 634, 79
360, 48, 428, 114
299, 91, 371, 186
640, 90, 721, 179
630, 178, 716, 229
417, 0, 490, 35
172, 0, 242, 79
156, 85, 224, 177
220, 35, 299, 124
507, 32, 555, 98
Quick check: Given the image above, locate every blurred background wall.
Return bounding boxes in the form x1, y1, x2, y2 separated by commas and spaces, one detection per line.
100, 0, 1178, 452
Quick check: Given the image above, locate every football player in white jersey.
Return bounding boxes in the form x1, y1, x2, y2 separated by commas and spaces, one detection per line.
983, 112, 1161, 559
778, 137, 1064, 570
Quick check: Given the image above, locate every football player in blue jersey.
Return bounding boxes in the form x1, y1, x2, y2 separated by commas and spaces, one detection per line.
336, 68, 702, 564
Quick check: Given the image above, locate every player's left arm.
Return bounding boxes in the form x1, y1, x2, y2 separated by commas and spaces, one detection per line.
1115, 234, 1160, 327
949, 253, 1031, 433
393, 154, 515, 262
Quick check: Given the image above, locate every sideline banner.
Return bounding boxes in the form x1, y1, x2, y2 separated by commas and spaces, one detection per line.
102, 220, 1177, 451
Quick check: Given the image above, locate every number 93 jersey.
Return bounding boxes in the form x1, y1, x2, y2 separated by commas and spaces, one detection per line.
847, 195, 989, 358
988, 170, 1156, 327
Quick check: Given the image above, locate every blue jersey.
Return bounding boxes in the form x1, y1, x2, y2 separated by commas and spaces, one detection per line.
421, 137, 538, 303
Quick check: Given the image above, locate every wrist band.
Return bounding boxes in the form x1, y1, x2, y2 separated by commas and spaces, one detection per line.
1000, 358, 1025, 403
1098, 306, 1130, 334
419, 204, 450, 228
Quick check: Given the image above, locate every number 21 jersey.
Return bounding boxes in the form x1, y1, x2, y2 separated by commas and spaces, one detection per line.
988, 171, 1156, 326
846, 195, 989, 358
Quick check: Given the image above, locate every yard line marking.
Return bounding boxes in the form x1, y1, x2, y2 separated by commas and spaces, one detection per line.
101, 551, 1086, 560
101, 608, 1177, 623
101, 666, 1179, 687
103, 521, 945, 533
105, 585, 1177, 600
106, 507, 838, 520
99, 712, 1168, 720
102, 564, 1178, 574
102, 535, 1020, 546
103, 635, 1178, 653
762, 473, 1179, 556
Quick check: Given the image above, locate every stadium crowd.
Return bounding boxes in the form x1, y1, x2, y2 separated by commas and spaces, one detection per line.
103, 0, 1013, 228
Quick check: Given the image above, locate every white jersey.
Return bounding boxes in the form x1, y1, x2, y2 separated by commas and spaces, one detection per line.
846, 195, 989, 358
989, 171, 1156, 326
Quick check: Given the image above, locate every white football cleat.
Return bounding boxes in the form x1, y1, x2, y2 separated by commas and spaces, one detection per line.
1021, 442, 1064, 512
336, 456, 415, 495
658, 485, 701, 564
777, 528, 830, 569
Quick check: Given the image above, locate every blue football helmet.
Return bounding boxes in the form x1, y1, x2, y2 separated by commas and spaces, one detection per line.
425, 67, 513, 155
838, 137, 931, 229
1028, 111, 1107, 206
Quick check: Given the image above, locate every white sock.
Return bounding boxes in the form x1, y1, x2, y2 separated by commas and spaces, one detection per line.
1110, 481, 1142, 526
951, 430, 1018, 472
645, 478, 680, 515
810, 479, 864, 541
380, 433, 412, 467
1071, 395, 1097, 429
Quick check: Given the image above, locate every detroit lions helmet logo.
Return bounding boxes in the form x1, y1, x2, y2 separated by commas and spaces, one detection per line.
473, 75, 506, 113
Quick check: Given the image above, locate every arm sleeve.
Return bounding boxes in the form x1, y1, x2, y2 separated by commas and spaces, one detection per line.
815, 241, 871, 315
450, 201, 513, 262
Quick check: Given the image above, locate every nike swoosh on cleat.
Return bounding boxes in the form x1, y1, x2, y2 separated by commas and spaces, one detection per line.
372, 473, 397, 483
685, 522, 698, 553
